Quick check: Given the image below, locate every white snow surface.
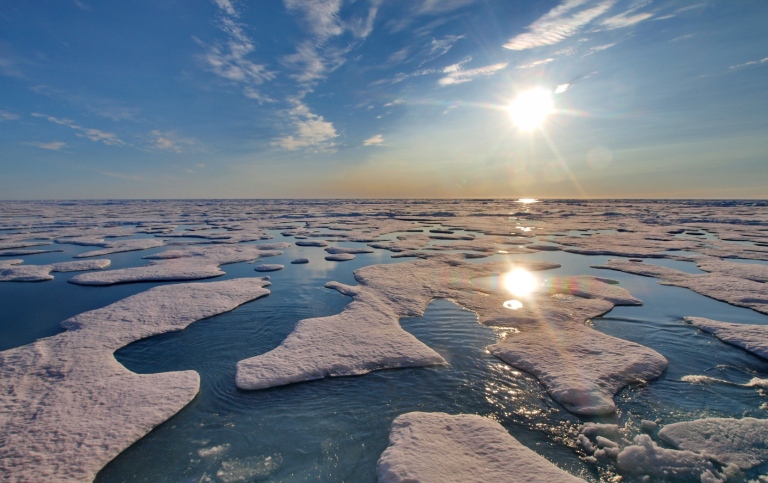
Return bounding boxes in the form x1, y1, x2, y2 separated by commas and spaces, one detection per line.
0, 259, 111, 282
325, 253, 356, 261
658, 417, 768, 469
68, 244, 283, 285
236, 256, 664, 416
595, 259, 768, 315
377, 412, 584, 483
254, 264, 284, 272
686, 316, 768, 360
616, 434, 718, 480
0, 278, 270, 482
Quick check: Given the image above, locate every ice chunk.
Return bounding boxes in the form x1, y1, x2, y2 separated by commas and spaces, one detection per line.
658, 417, 768, 469
254, 264, 284, 272
0, 278, 270, 482
325, 253, 356, 261
616, 434, 716, 480
686, 316, 768, 360
377, 412, 584, 482
595, 259, 768, 315
69, 244, 278, 285
0, 259, 111, 282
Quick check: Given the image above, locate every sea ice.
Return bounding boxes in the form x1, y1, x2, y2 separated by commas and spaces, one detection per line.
0, 259, 111, 282
377, 412, 584, 482
658, 417, 768, 469
325, 253, 356, 261
686, 316, 768, 360
594, 259, 768, 315
69, 244, 284, 285
236, 256, 665, 416
0, 278, 270, 482
254, 264, 284, 272
290, 257, 309, 264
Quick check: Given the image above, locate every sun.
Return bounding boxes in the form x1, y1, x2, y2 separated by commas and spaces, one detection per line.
502, 268, 539, 297
508, 87, 555, 131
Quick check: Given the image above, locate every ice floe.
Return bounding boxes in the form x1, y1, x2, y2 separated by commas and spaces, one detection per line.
236, 256, 665, 415
0, 259, 111, 282
658, 417, 768, 469
377, 412, 584, 482
0, 278, 270, 482
254, 264, 284, 272
69, 244, 285, 285
595, 259, 768, 315
325, 253, 356, 261
686, 317, 768, 360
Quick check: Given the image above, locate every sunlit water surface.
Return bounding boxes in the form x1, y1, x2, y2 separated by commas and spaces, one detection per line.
1, 226, 767, 482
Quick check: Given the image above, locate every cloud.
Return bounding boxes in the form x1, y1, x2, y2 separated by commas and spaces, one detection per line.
418, 34, 465, 66
281, 0, 380, 88
0, 110, 20, 121
284, 0, 344, 40
438, 60, 508, 86
31, 113, 125, 146
30, 85, 141, 122
363, 134, 384, 146
273, 101, 338, 152
416, 0, 477, 15
198, 0, 276, 103
517, 58, 555, 69
149, 130, 198, 153
32, 141, 67, 151
503, 0, 615, 51
554, 83, 571, 93
728, 56, 768, 71
600, 11, 652, 29
582, 42, 616, 56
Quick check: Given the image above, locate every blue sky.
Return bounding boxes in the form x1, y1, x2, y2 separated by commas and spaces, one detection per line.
1, 0, 766, 199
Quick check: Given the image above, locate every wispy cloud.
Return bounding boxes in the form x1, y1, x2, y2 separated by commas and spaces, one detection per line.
0, 42, 25, 78
149, 130, 198, 153
273, 101, 338, 152
281, 0, 380, 88
582, 42, 616, 56
438, 58, 508, 86
31, 113, 125, 146
0, 110, 20, 121
418, 34, 465, 67
197, 0, 276, 103
600, 11, 652, 30
728, 56, 768, 71
363, 134, 384, 146
30, 84, 141, 122
517, 58, 555, 69
503, 0, 615, 51
30, 141, 67, 151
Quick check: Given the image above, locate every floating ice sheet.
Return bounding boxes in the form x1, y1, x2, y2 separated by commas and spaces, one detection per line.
377, 412, 584, 482
0, 278, 270, 482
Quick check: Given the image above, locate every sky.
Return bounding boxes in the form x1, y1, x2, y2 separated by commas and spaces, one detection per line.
1, 0, 767, 199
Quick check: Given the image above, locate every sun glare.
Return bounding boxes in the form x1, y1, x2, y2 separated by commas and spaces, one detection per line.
502, 268, 539, 297
508, 88, 554, 131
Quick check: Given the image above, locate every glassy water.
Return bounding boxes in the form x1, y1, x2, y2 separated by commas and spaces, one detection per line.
2, 226, 767, 481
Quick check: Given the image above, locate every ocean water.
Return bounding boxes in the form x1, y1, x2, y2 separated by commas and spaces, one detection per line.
1, 226, 767, 482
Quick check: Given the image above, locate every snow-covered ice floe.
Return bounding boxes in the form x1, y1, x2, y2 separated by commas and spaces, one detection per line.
237, 255, 666, 415
68, 243, 287, 285
658, 417, 768, 470
686, 316, 768, 360
0, 278, 270, 482
0, 258, 111, 282
594, 259, 768, 315
377, 412, 584, 483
